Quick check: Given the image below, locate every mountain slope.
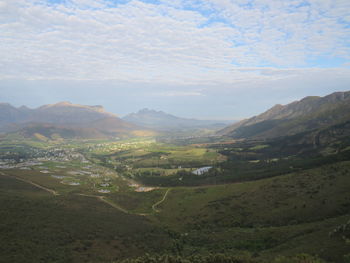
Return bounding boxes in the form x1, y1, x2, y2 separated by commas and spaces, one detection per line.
123, 108, 232, 131
0, 102, 153, 139
219, 91, 350, 139
33, 102, 117, 124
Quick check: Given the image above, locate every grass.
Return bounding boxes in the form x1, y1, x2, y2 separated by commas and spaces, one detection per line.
106, 188, 168, 214
0, 174, 172, 263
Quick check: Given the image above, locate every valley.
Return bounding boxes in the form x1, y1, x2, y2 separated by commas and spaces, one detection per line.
1, 132, 349, 262
1, 91, 350, 263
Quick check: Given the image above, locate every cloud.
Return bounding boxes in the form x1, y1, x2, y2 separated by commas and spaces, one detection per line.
0, 0, 349, 87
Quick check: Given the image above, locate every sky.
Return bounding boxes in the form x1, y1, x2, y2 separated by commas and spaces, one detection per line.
0, 0, 349, 119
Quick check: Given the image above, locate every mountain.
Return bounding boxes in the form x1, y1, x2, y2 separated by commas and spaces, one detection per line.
123, 108, 233, 131
34, 102, 117, 124
0, 102, 154, 139
219, 91, 350, 139
0, 103, 31, 126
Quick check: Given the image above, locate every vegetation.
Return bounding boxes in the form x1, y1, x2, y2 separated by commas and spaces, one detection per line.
0, 128, 349, 262
116, 253, 327, 263
0, 175, 171, 263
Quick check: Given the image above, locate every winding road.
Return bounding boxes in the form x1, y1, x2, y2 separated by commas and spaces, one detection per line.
152, 188, 171, 212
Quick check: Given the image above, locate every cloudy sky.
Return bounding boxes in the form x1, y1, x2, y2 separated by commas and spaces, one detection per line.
0, 0, 349, 119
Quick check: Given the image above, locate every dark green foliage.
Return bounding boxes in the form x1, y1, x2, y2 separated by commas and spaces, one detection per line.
116, 253, 259, 263
116, 253, 327, 263
127, 148, 350, 187
273, 254, 327, 263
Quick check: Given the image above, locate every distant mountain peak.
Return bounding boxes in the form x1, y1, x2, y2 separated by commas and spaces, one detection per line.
55, 101, 73, 106
39, 101, 73, 109
39, 101, 109, 113
123, 108, 232, 131
139, 108, 151, 112
138, 108, 164, 114
19, 105, 30, 110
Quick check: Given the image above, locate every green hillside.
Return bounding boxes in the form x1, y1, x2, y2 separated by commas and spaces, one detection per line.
153, 161, 350, 262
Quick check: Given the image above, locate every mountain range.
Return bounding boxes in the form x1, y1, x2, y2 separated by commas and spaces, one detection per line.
1, 90, 349, 141
0, 103, 232, 140
123, 108, 233, 131
0, 102, 153, 139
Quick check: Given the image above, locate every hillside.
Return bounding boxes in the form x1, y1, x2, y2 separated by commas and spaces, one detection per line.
123, 108, 232, 131
219, 91, 350, 139
0, 102, 153, 139
33, 102, 117, 124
